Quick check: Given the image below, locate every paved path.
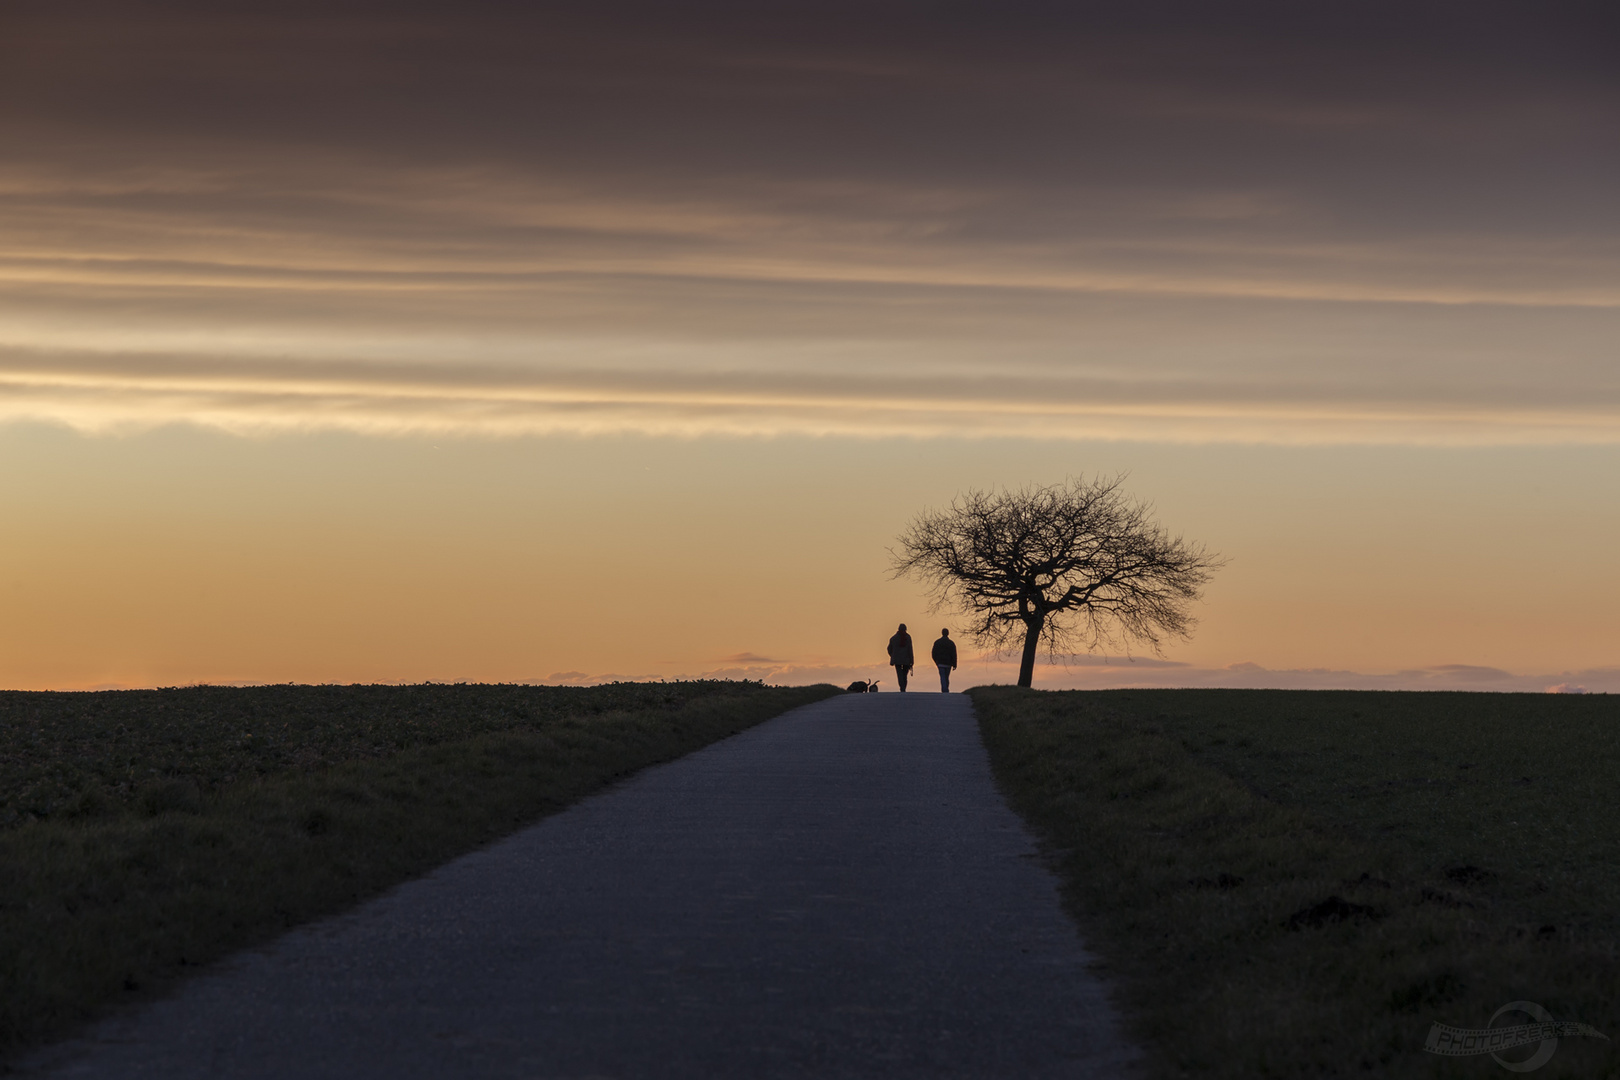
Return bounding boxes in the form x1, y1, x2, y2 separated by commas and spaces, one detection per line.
23, 692, 1136, 1079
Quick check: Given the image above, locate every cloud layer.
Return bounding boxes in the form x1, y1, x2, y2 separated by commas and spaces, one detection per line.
539, 655, 1620, 695
7, 343, 1619, 444
3, 3, 1618, 441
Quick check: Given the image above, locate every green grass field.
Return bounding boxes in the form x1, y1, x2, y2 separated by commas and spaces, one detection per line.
0, 680, 838, 1060
971, 686, 1620, 1079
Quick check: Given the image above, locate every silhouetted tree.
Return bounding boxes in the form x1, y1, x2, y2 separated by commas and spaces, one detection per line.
890, 476, 1222, 687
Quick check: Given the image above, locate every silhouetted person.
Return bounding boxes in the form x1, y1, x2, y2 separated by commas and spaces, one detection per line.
932, 629, 957, 692
887, 623, 915, 692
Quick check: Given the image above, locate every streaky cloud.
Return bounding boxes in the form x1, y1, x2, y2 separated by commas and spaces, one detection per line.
531, 660, 1620, 695
3, 346, 1618, 445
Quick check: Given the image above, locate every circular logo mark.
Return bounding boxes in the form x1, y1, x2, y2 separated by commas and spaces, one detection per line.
1489, 1001, 1557, 1073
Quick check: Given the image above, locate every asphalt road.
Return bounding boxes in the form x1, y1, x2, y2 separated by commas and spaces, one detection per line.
23, 691, 1137, 1079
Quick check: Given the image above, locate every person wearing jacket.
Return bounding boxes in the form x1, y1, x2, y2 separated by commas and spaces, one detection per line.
886, 624, 915, 692
931, 629, 958, 693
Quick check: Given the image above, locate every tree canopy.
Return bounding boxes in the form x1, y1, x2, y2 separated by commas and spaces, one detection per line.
890, 476, 1222, 687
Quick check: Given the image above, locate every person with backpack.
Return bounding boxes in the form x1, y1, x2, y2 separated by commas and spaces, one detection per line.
886, 624, 915, 691
931, 628, 957, 693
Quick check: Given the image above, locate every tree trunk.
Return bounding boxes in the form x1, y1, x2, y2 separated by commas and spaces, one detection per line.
1017, 619, 1042, 687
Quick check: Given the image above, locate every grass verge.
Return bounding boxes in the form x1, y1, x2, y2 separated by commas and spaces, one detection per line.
0, 680, 838, 1061
970, 686, 1620, 1079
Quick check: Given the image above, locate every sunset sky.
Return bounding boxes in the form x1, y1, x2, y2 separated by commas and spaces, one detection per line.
2, 1, 1617, 691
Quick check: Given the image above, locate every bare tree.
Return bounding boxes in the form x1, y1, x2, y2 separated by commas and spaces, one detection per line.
890, 476, 1222, 688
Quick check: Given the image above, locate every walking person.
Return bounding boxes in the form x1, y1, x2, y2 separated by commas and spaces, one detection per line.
932, 628, 957, 693
887, 623, 915, 692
